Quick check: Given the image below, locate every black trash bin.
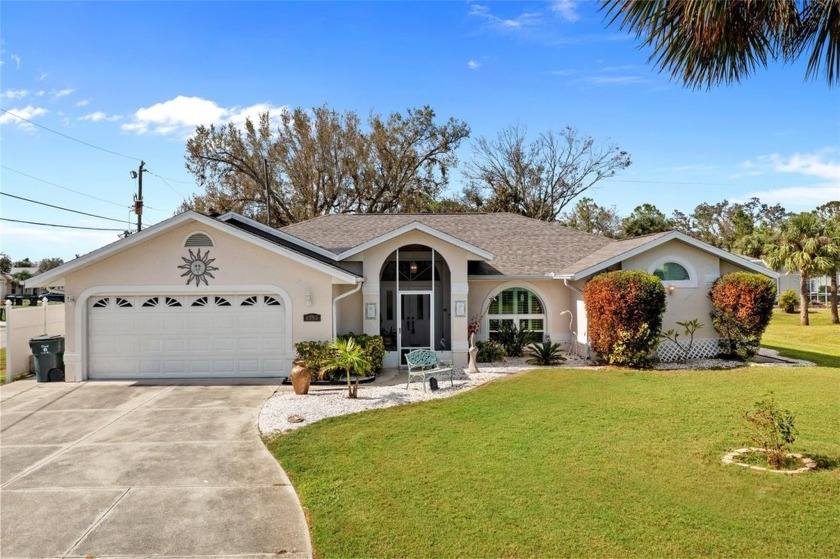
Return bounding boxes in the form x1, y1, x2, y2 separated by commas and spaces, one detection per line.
28, 335, 65, 382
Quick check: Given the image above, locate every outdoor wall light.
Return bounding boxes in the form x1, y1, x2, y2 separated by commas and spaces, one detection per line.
305, 288, 312, 306
409, 261, 418, 275
668, 285, 676, 295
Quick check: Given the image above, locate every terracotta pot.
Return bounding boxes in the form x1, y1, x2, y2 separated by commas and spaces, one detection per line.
290, 361, 311, 395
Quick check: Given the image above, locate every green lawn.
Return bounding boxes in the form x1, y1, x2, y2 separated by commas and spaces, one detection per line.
0, 347, 5, 383
268, 314, 840, 558
761, 308, 840, 367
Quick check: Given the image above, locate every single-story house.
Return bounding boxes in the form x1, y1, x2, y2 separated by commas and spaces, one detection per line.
27, 210, 777, 382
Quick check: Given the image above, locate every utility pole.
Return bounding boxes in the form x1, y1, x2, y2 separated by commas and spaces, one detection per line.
133, 161, 147, 232
263, 158, 271, 227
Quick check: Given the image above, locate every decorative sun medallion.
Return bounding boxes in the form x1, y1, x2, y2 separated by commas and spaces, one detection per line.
178, 249, 219, 286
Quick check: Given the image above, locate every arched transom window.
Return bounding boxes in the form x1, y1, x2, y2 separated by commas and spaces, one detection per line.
487, 287, 545, 342
652, 262, 690, 281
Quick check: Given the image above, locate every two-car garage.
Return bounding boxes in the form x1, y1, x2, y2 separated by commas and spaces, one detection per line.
86, 293, 290, 379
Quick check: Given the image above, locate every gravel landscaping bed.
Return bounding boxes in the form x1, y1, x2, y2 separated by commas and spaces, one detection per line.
259, 358, 543, 435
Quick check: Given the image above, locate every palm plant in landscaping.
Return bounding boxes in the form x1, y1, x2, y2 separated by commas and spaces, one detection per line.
526, 341, 565, 366
324, 337, 372, 398
764, 212, 837, 326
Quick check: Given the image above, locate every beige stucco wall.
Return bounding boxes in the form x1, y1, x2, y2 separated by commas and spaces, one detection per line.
335, 285, 364, 336
62, 219, 343, 381
622, 239, 720, 336
467, 279, 574, 344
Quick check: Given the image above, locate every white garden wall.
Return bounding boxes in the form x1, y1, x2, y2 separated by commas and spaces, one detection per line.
4, 302, 65, 381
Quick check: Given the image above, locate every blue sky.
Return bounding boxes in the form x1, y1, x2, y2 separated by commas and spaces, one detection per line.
2, 1, 838, 262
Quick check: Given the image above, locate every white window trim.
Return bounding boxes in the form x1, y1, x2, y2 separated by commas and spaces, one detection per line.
647, 255, 698, 288
482, 282, 550, 342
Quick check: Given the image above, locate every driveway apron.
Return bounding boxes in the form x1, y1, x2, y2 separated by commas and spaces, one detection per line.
0, 379, 311, 558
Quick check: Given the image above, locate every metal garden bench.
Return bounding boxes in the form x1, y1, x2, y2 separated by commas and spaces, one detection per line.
405, 349, 454, 391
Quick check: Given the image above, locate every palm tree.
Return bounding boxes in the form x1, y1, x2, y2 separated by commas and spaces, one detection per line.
823, 213, 840, 324
601, 0, 840, 89
323, 337, 372, 398
765, 213, 837, 326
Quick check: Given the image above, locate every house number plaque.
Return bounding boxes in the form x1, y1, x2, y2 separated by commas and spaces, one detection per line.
303, 313, 321, 322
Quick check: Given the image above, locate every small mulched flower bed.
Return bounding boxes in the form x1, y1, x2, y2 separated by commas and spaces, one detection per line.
722, 447, 817, 474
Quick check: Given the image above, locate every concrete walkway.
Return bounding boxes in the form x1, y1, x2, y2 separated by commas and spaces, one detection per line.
0, 379, 311, 558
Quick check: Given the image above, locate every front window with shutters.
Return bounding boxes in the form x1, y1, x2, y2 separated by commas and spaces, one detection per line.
487, 287, 545, 343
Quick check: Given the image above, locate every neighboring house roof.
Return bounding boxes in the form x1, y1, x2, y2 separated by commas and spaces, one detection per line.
557, 230, 780, 280
26, 211, 362, 289
280, 213, 614, 277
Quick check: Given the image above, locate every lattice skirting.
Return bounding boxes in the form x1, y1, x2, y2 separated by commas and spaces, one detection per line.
656, 338, 720, 362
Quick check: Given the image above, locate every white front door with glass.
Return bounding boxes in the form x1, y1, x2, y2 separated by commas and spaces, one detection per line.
400, 292, 432, 358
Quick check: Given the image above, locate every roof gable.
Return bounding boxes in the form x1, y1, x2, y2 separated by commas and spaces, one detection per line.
26, 211, 360, 288
558, 231, 779, 280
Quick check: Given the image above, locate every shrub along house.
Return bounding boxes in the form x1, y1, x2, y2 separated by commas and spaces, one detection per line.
27, 210, 777, 382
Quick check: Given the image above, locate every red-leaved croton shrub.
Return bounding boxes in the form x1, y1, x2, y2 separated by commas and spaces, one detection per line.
710, 272, 777, 359
583, 270, 666, 368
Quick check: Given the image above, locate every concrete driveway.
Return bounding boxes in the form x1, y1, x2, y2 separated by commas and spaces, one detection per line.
0, 379, 311, 558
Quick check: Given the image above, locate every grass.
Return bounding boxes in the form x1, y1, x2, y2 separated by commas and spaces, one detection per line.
268, 313, 840, 558
0, 347, 5, 383
761, 308, 840, 367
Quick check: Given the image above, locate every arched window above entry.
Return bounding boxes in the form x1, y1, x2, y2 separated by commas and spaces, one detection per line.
652, 262, 690, 281
184, 232, 214, 248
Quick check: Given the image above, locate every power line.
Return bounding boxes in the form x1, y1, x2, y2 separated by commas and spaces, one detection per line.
150, 173, 195, 185
1, 191, 133, 224
0, 217, 127, 232
0, 107, 141, 162
149, 172, 185, 198
0, 165, 167, 213
1, 165, 127, 208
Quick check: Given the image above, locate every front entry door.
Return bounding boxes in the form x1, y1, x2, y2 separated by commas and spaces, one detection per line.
399, 292, 432, 364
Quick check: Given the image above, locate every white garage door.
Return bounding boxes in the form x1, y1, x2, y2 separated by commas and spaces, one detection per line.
87, 294, 289, 379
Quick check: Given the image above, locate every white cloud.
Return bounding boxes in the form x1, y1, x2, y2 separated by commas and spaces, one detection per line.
467, 59, 482, 70
2, 89, 29, 100
75, 99, 90, 107
0, 105, 49, 129
469, 3, 543, 31
11, 54, 21, 69
78, 111, 122, 122
737, 148, 840, 208
52, 88, 75, 99
745, 185, 840, 207
739, 148, 840, 182
123, 95, 285, 136
550, 0, 580, 22
37, 70, 47, 81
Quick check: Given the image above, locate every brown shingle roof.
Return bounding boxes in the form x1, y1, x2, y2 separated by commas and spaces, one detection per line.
280, 213, 615, 277
557, 231, 672, 277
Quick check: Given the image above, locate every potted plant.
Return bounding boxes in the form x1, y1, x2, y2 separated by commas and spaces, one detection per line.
324, 337, 372, 399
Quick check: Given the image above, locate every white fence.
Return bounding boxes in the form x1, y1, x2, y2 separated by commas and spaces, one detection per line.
3, 301, 65, 381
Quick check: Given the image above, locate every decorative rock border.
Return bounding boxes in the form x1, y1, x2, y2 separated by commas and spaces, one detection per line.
722, 447, 817, 474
